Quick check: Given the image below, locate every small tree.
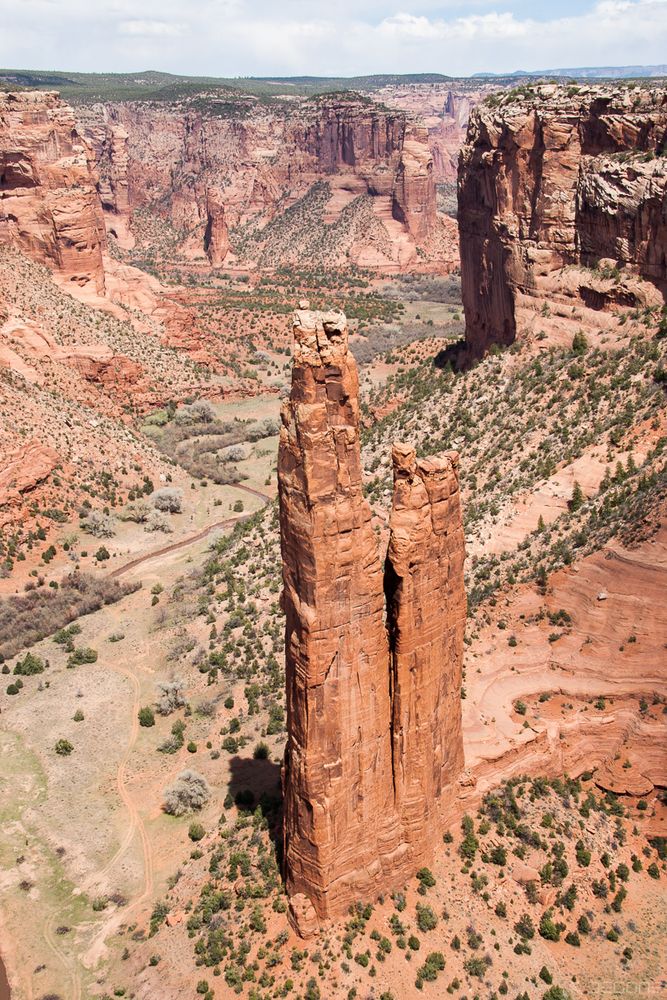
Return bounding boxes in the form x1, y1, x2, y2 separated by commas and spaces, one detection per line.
572, 330, 588, 355
139, 706, 155, 727
163, 770, 211, 816
156, 679, 186, 715
569, 481, 584, 511
81, 510, 116, 538
152, 488, 183, 514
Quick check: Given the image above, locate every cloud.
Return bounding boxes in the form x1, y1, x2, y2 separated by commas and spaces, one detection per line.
0, 0, 665, 77
379, 11, 530, 41
118, 19, 186, 37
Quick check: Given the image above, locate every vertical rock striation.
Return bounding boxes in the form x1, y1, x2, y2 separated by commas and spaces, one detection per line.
386, 443, 466, 853
458, 84, 667, 361
0, 91, 106, 293
279, 308, 403, 928
279, 310, 465, 934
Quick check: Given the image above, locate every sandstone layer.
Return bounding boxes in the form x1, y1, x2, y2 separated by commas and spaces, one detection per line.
278, 310, 465, 932
78, 95, 446, 268
458, 84, 667, 360
0, 91, 106, 293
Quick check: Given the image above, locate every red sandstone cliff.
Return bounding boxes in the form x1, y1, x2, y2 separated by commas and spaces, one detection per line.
78, 95, 445, 268
0, 91, 106, 293
458, 84, 667, 360
279, 310, 465, 934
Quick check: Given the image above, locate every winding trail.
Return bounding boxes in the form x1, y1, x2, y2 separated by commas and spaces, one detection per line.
109, 484, 270, 580
79, 483, 270, 973
43, 910, 81, 1000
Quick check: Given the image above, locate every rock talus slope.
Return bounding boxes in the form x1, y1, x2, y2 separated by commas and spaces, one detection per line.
458, 84, 667, 359
0, 91, 106, 293
278, 310, 465, 933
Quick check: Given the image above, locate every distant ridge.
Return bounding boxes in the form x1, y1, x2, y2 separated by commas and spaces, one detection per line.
474, 64, 667, 79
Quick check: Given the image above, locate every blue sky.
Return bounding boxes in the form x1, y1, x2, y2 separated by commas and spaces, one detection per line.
0, 0, 664, 77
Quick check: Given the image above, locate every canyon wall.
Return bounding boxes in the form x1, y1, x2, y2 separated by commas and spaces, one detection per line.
458, 84, 667, 360
0, 91, 106, 293
78, 96, 442, 266
278, 309, 465, 934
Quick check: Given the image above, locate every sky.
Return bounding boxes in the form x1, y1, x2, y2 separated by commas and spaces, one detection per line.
0, 0, 665, 78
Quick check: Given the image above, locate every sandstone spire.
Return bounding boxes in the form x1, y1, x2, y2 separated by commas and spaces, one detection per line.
279, 309, 466, 935
278, 308, 403, 931
386, 443, 466, 852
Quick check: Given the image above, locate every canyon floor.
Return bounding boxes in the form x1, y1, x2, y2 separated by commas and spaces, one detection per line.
0, 250, 665, 1000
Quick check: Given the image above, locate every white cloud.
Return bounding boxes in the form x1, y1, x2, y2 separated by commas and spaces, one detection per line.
379, 11, 529, 41
118, 19, 186, 36
0, 0, 665, 77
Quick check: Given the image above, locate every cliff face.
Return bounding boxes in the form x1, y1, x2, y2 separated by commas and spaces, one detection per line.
0, 91, 106, 293
458, 85, 667, 359
386, 443, 466, 848
79, 96, 442, 266
279, 309, 465, 933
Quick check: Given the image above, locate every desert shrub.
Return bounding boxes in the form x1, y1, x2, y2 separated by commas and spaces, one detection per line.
188, 822, 206, 842
121, 500, 151, 523
163, 770, 211, 815
253, 741, 270, 760
156, 679, 186, 715
174, 400, 215, 425
94, 546, 110, 562
139, 707, 156, 727
67, 647, 97, 667
151, 488, 183, 514
145, 510, 173, 533
416, 904, 437, 932
245, 417, 280, 441
55, 739, 73, 756
13, 652, 45, 675
81, 510, 116, 538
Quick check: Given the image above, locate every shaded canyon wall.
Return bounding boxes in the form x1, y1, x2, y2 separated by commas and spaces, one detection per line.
458, 84, 667, 360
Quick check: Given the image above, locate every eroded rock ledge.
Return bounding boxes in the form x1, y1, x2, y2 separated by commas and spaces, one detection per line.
458, 84, 667, 360
278, 309, 465, 933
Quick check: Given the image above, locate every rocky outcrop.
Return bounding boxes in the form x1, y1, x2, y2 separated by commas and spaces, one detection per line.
279, 309, 465, 933
392, 128, 436, 242
458, 84, 667, 360
204, 188, 230, 266
278, 308, 404, 928
0, 439, 59, 525
0, 91, 106, 293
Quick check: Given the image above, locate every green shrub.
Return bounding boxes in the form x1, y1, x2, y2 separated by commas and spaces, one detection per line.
55, 739, 73, 756
13, 652, 45, 675
138, 707, 155, 727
